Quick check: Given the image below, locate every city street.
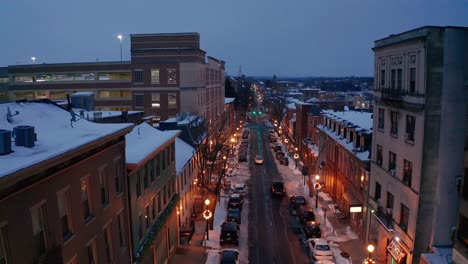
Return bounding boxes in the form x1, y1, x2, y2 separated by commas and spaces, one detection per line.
247, 119, 310, 264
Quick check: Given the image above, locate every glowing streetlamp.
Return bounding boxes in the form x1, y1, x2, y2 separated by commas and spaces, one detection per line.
117, 34, 123, 61
363, 244, 375, 264
314, 175, 321, 208
204, 199, 211, 241
31, 57, 36, 63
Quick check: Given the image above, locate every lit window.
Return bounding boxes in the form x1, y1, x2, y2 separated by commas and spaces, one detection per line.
58, 189, 73, 240
151, 69, 160, 84
168, 69, 177, 84
168, 93, 177, 109
151, 93, 160, 108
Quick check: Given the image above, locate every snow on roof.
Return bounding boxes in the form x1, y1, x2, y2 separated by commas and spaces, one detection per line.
224, 98, 235, 104
125, 123, 180, 164
72, 92, 95, 96
286, 103, 296, 109
72, 109, 143, 120
175, 138, 194, 175
322, 110, 373, 131
306, 97, 321, 102
161, 113, 201, 125
0, 101, 133, 178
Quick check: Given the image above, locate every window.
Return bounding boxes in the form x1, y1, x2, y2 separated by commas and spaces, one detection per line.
163, 186, 167, 205
403, 159, 413, 187
409, 68, 416, 93
158, 193, 162, 213
148, 162, 154, 182
171, 143, 175, 162
378, 108, 385, 130
400, 203, 409, 232
58, 189, 73, 240
380, 70, 385, 88
152, 197, 156, 220
391, 69, 396, 89
133, 70, 144, 84
375, 182, 381, 202
143, 168, 148, 190
87, 239, 97, 264
162, 151, 166, 170
376, 145, 383, 166
405, 115, 415, 141
0, 225, 10, 264
151, 69, 160, 84
388, 151, 396, 171
31, 203, 47, 256
117, 212, 125, 248
136, 172, 141, 197
138, 214, 143, 240
156, 155, 161, 177
115, 158, 123, 195
135, 93, 144, 108
386, 192, 394, 210
81, 178, 93, 221
390, 111, 398, 136
151, 93, 160, 108
168, 93, 177, 109
99, 167, 109, 207
168, 69, 177, 84
145, 206, 150, 229
397, 69, 402, 90
104, 225, 113, 262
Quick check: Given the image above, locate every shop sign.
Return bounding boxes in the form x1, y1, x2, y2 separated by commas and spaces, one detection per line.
387, 240, 406, 263
350, 206, 362, 213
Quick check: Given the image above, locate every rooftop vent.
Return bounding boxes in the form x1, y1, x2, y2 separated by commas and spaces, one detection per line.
0, 129, 12, 155
13, 126, 35, 148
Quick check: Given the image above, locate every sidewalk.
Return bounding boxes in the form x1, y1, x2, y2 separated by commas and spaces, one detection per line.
168, 218, 208, 264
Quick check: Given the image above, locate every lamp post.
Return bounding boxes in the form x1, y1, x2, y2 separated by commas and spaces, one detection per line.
31, 57, 36, 63
204, 199, 211, 240
230, 137, 236, 155
117, 34, 123, 61
314, 175, 320, 209
363, 244, 375, 264
294, 153, 299, 169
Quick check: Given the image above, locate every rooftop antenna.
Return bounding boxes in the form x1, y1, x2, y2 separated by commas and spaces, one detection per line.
7, 106, 19, 123
69, 110, 85, 128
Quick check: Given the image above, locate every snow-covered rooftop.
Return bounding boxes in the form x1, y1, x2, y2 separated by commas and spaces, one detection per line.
224, 98, 235, 104
72, 109, 143, 120
322, 110, 373, 131
125, 123, 180, 164
0, 101, 133, 178
175, 138, 195, 175
161, 113, 201, 125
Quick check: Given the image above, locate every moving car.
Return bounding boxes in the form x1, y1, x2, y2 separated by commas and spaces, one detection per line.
303, 221, 322, 239
219, 249, 240, 264
254, 155, 264, 165
220, 222, 239, 246
307, 238, 334, 261
226, 208, 241, 225
271, 181, 286, 197
280, 156, 289, 165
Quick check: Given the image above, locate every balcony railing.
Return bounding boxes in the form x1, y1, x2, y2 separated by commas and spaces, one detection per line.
376, 206, 394, 230
376, 88, 406, 101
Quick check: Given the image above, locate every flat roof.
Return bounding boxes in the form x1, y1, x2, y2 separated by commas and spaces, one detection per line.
130, 32, 200, 37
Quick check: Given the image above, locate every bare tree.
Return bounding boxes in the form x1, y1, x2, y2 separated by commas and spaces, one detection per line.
269, 96, 286, 126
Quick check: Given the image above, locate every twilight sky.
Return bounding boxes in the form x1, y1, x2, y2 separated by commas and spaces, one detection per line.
1, 0, 467, 77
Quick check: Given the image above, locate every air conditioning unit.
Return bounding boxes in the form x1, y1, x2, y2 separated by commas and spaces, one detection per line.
13, 126, 35, 148
405, 133, 413, 141
0, 129, 12, 155
390, 169, 396, 176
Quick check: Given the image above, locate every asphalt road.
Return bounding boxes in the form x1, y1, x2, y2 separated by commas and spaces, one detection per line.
247, 118, 310, 264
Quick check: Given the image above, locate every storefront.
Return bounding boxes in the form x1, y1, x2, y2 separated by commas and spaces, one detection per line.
386, 239, 407, 264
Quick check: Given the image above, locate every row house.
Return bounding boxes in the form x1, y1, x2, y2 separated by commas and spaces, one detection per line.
370, 26, 467, 264
317, 110, 373, 240
125, 123, 180, 264
0, 33, 224, 123
0, 101, 133, 264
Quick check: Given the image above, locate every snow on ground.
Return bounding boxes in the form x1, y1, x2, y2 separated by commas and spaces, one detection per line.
205, 138, 251, 264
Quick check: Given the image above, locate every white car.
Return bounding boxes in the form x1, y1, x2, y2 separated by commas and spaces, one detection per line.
307, 238, 334, 261
219, 248, 240, 264
254, 155, 264, 165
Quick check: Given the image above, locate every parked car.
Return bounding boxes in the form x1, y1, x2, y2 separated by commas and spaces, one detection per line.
280, 156, 289, 165
276, 151, 285, 160
271, 181, 286, 197
219, 249, 240, 264
220, 222, 240, 246
233, 184, 247, 198
228, 196, 244, 211
289, 195, 307, 214
226, 208, 241, 225
238, 153, 247, 162
307, 238, 334, 261
269, 138, 277, 144
254, 155, 264, 165
303, 221, 321, 239
268, 129, 275, 135
273, 145, 282, 152
298, 205, 316, 223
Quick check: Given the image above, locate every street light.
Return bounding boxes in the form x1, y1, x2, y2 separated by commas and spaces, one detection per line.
314, 175, 320, 209
363, 244, 375, 264
31, 57, 36, 63
293, 153, 299, 169
204, 199, 211, 241
117, 34, 123, 61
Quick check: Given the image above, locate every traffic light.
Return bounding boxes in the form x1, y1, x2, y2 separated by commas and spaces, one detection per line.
259, 111, 263, 114
252, 111, 257, 115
